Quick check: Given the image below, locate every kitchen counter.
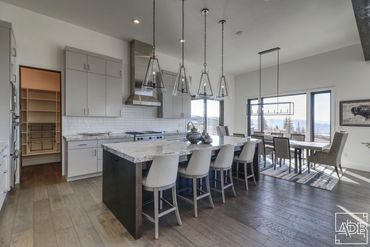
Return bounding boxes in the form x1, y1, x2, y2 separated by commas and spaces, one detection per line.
63, 133, 132, 141
103, 136, 259, 163
102, 136, 261, 240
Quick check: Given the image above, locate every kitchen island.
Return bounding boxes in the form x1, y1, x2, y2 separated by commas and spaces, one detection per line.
102, 136, 260, 239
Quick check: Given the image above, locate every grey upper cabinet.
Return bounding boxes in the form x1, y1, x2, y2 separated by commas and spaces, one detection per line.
65, 69, 88, 116
107, 61, 122, 78
159, 70, 191, 119
66, 51, 87, 71
65, 47, 122, 117
106, 76, 122, 117
88, 56, 106, 75
88, 73, 106, 116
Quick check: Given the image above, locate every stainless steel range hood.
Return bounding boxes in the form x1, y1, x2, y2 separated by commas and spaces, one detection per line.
126, 40, 161, 107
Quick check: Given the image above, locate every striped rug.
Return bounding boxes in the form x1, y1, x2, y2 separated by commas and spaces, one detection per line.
261, 163, 344, 191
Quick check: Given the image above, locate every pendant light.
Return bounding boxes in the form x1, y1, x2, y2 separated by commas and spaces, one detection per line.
250, 47, 294, 116
197, 8, 213, 98
217, 19, 229, 98
142, 0, 165, 91
173, 0, 191, 96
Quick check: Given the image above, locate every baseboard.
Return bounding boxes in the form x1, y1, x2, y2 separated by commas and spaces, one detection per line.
342, 161, 370, 173
67, 172, 102, 182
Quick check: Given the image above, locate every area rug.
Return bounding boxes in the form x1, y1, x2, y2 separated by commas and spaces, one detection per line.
261, 163, 344, 191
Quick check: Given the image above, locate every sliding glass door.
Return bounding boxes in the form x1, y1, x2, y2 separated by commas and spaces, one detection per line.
311, 91, 331, 143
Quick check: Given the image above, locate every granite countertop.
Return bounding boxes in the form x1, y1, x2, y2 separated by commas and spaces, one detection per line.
102, 136, 260, 163
0, 141, 8, 154
63, 132, 132, 142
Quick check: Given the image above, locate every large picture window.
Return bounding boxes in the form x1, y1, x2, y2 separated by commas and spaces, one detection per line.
191, 99, 221, 135
247, 90, 332, 141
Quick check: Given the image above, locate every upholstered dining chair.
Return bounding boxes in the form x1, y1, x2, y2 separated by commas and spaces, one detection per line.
307, 132, 348, 178
273, 137, 292, 172
251, 135, 274, 167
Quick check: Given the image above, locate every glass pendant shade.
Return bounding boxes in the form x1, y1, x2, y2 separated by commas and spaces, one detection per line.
173, 64, 190, 95
173, 0, 191, 96
142, 0, 165, 91
217, 19, 229, 98
198, 66, 213, 97
217, 75, 229, 97
197, 8, 213, 98
142, 56, 164, 90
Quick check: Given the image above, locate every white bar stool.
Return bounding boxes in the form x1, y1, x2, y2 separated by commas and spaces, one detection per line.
177, 148, 214, 217
210, 144, 237, 203
234, 142, 257, 190
142, 153, 182, 240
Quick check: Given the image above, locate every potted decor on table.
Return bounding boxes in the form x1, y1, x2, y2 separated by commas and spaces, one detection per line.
186, 122, 202, 144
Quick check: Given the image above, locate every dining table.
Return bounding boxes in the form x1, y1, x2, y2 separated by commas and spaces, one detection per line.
261, 135, 330, 173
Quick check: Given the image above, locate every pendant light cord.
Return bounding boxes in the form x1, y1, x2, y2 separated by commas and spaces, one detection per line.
221, 21, 224, 76
277, 49, 280, 98
203, 10, 207, 68
181, 0, 185, 66
259, 54, 262, 101
152, 0, 156, 57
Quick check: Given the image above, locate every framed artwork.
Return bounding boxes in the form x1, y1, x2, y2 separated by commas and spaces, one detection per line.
340, 99, 370, 127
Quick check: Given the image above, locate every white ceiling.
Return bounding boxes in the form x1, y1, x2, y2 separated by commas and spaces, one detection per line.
2, 0, 360, 75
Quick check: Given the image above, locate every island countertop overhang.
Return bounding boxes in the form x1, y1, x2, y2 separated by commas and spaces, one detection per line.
102, 136, 260, 163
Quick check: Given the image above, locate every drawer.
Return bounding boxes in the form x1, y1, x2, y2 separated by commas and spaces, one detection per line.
68, 140, 98, 150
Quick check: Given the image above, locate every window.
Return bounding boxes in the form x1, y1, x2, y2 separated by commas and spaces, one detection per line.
191, 99, 221, 134
247, 90, 332, 142
248, 99, 260, 133
207, 100, 220, 135
311, 91, 331, 143
263, 94, 307, 136
191, 99, 205, 132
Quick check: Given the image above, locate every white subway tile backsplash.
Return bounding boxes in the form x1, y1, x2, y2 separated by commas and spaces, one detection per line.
63, 105, 187, 135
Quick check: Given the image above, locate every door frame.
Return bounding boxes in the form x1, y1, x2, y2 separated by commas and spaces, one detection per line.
19, 65, 62, 179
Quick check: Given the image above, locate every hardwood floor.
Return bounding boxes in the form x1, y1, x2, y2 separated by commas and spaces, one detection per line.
1, 163, 370, 246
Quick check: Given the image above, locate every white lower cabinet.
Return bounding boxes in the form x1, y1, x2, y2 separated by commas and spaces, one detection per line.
67, 140, 98, 180
67, 137, 132, 181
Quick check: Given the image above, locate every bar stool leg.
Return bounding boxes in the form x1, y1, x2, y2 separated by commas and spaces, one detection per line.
159, 190, 163, 210
236, 161, 239, 180
244, 162, 249, 190
154, 188, 159, 240
250, 163, 257, 185
214, 170, 217, 189
172, 186, 182, 226
206, 176, 214, 208
192, 178, 198, 217
229, 168, 237, 197
220, 170, 225, 204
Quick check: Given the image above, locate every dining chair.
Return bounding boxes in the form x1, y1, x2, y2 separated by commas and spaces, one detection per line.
177, 148, 214, 217
290, 133, 305, 141
251, 135, 274, 167
234, 142, 257, 190
210, 144, 237, 203
142, 153, 182, 239
307, 132, 348, 178
273, 137, 292, 172
271, 132, 284, 137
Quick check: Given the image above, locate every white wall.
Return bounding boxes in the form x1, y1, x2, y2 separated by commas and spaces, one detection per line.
235, 44, 370, 172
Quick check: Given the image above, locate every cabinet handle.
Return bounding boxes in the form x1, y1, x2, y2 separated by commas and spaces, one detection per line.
2, 190, 6, 194
94, 149, 97, 156
1, 170, 7, 174
83, 108, 86, 115
119, 70, 122, 77
83, 64, 87, 70
87, 108, 89, 115
87, 64, 90, 71
77, 144, 87, 146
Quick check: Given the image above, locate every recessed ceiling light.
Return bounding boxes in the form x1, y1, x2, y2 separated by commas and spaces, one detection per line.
179, 39, 186, 43
132, 19, 141, 24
